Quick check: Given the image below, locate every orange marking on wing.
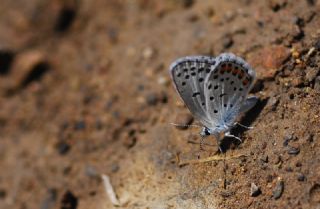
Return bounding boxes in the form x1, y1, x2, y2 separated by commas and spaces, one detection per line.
238, 70, 244, 79
242, 79, 249, 86
232, 68, 239, 75
226, 64, 232, 72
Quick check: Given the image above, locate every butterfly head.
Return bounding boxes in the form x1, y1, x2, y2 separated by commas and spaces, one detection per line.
200, 126, 227, 141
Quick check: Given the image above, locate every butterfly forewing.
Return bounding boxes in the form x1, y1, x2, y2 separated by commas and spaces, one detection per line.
204, 53, 256, 128
169, 56, 217, 127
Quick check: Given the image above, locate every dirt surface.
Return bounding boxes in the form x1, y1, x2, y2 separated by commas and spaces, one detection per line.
1, 0, 320, 209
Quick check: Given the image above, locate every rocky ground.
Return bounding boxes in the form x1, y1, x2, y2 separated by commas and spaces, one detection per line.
0, 0, 320, 209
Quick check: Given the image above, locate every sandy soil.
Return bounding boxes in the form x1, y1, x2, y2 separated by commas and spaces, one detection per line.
0, 0, 320, 208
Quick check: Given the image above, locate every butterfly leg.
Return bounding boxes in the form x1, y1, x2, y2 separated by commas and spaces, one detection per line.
234, 122, 253, 129
225, 132, 242, 143
218, 144, 224, 153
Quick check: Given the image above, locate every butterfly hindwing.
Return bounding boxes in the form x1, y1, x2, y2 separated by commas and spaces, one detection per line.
169, 56, 217, 127
204, 53, 256, 129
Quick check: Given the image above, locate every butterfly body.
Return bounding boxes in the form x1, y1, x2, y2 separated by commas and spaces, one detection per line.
170, 53, 257, 148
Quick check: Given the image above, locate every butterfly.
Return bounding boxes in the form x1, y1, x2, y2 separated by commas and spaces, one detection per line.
169, 53, 257, 151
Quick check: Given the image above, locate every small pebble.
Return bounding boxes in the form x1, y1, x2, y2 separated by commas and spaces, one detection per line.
305, 69, 319, 83
60, 191, 78, 209
40, 189, 57, 209
291, 25, 304, 40
260, 141, 267, 150
285, 166, 293, 172
159, 91, 168, 104
292, 16, 304, 26
107, 27, 118, 43
267, 96, 279, 111
95, 119, 103, 130
273, 155, 282, 165
222, 36, 233, 49
0, 50, 15, 75
266, 174, 273, 183
268, 0, 284, 12
314, 76, 320, 91
297, 173, 305, 181
174, 113, 194, 130
314, 39, 320, 50
305, 134, 314, 143
123, 136, 137, 148
291, 76, 303, 87
74, 121, 86, 130
111, 163, 120, 173
145, 92, 158, 106
0, 189, 6, 199
307, 0, 316, 6
205, 7, 215, 17
142, 47, 155, 60
220, 191, 234, 198
283, 133, 295, 146
157, 76, 169, 86
272, 180, 284, 199
287, 146, 300, 155
187, 14, 199, 22
182, 0, 194, 8
295, 161, 302, 167
56, 142, 71, 155
260, 155, 269, 163
85, 165, 99, 179
250, 183, 261, 197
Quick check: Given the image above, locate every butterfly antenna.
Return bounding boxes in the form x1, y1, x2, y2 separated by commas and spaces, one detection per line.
169, 123, 202, 128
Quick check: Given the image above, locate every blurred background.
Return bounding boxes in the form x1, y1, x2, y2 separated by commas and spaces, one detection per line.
0, 0, 320, 208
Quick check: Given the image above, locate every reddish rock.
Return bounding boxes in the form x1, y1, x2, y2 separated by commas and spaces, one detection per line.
248, 46, 290, 79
